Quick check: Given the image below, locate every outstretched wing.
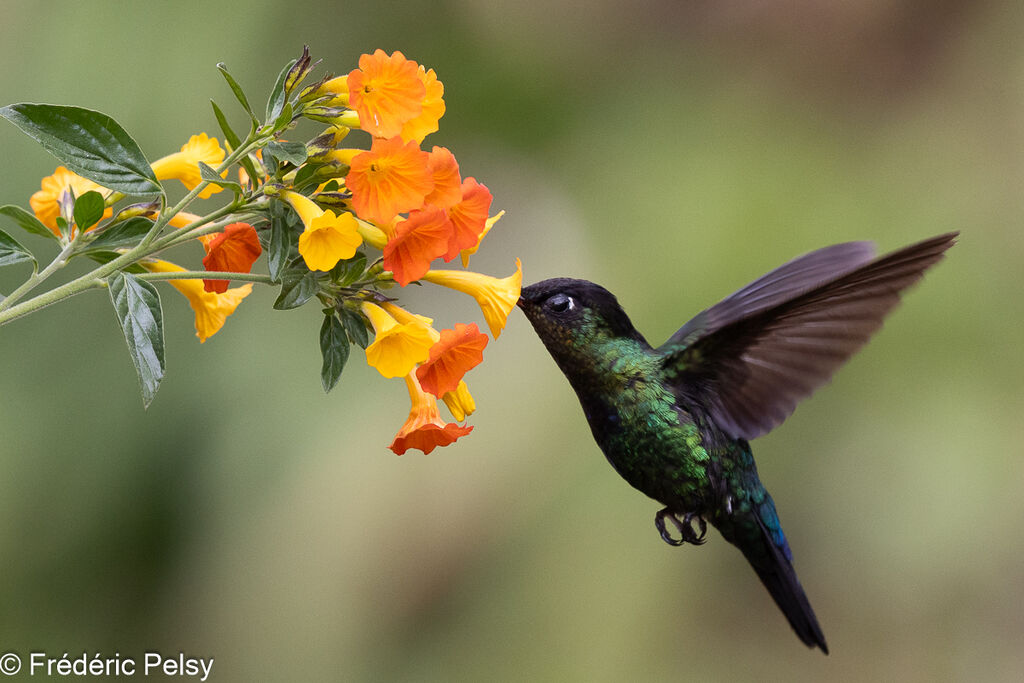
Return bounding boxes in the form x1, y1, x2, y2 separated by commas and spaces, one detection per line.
659, 232, 958, 441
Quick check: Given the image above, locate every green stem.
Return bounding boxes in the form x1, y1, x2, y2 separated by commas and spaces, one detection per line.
137, 270, 274, 284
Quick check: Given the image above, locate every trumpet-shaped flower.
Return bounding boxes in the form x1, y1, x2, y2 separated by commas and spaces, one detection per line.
347, 50, 425, 139
442, 380, 476, 422
362, 302, 436, 378
30, 166, 111, 236
345, 136, 433, 225
460, 210, 505, 267
142, 259, 252, 343
280, 190, 362, 271
401, 66, 445, 144
382, 206, 452, 286
422, 258, 522, 338
150, 133, 226, 199
415, 322, 488, 397
423, 146, 461, 210
201, 222, 262, 293
444, 177, 493, 261
389, 373, 473, 455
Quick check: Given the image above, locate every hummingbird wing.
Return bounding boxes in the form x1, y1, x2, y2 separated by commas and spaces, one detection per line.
657, 232, 958, 441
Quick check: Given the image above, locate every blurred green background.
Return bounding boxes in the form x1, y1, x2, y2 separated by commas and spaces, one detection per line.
1, 1, 1021, 681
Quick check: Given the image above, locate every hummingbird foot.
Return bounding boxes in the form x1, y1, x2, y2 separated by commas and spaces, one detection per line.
654, 508, 707, 547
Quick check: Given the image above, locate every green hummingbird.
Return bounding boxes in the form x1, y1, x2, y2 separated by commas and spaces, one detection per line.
517, 232, 957, 653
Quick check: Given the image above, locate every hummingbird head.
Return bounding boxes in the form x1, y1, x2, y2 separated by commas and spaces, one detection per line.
517, 278, 648, 364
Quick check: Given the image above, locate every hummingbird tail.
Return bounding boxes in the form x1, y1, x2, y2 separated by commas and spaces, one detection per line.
744, 512, 829, 654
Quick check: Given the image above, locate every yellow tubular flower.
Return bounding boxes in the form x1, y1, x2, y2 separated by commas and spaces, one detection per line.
460, 210, 505, 267
150, 133, 226, 199
279, 190, 362, 271
362, 302, 435, 378
141, 260, 252, 343
421, 258, 522, 338
442, 380, 476, 421
380, 301, 438, 338
30, 166, 112, 236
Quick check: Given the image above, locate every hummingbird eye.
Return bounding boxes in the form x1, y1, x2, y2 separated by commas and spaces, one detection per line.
546, 293, 575, 313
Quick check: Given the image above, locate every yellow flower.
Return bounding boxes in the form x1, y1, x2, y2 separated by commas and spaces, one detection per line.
141, 260, 252, 343
421, 258, 522, 338
442, 380, 476, 421
150, 133, 226, 199
460, 211, 504, 267
362, 302, 435, 378
279, 190, 362, 271
30, 166, 112, 236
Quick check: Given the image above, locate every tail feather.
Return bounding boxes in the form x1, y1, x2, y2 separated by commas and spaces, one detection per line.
746, 513, 829, 654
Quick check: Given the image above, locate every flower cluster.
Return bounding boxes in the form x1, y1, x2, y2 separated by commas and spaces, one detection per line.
3, 47, 520, 454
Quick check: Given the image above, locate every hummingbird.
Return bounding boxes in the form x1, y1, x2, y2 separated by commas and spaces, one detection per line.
517, 232, 957, 653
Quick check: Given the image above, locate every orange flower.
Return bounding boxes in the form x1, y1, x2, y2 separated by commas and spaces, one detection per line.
150, 133, 226, 199
415, 322, 489, 397
347, 50, 425, 139
382, 206, 452, 286
401, 66, 445, 143
142, 259, 252, 343
389, 373, 473, 455
345, 136, 434, 225
422, 258, 522, 338
441, 380, 476, 422
201, 222, 262, 293
30, 166, 112, 236
423, 146, 461, 209
362, 302, 436, 378
460, 210, 505, 267
444, 177, 493, 261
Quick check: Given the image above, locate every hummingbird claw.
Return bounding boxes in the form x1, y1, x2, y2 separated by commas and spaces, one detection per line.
655, 508, 707, 547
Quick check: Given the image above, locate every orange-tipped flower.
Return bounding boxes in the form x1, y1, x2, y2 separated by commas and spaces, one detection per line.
345, 136, 434, 225
30, 166, 112, 236
422, 258, 522, 338
444, 177, 493, 261
280, 190, 362, 271
423, 146, 461, 210
441, 380, 476, 422
460, 210, 505, 268
201, 222, 262, 293
415, 322, 488, 397
142, 259, 252, 343
382, 206, 452, 286
389, 373, 473, 455
347, 50, 425, 139
150, 133, 226, 199
362, 302, 436, 378
401, 66, 445, 143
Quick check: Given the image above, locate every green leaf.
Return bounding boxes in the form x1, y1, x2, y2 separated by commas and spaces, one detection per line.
108, 272, 165, 409
0, 228, 36, 268
81, 216, 154, 253
210, 99, 242, 149
329, 252, 367, 286
271, 102, 294, 132
217, 63, 258, 124
273, 269, 317, 310
340, 307, 370, 348
72, 190, 106, 231
266, 208, 296, 282
266, 59, 295, 122
0, 204, 57, 240
0, 103, 161, 196
319, 313, 349, 392
198, 161, 242, 194
265, 140, 308, 167
86, 251, 147, 273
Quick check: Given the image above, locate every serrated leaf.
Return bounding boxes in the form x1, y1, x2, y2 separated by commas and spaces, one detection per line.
0, 228, 36, 268
108, 272, 164, 408
265, 140, 308, 167
273, 269, 317, 310
0, 104, 161, 196
319, 313, 350, 392
266, 59, 295, 122
72, 190, 106, 231
217, 63, 258, 124
340, 307, 370, 348
81, 216, 154, 253
0, 204, 56, 240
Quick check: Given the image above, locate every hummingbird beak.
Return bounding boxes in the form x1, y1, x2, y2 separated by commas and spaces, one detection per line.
516, 296, 525, 309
